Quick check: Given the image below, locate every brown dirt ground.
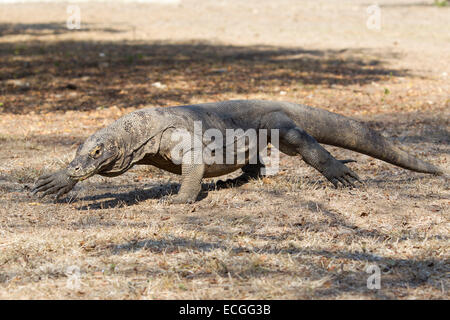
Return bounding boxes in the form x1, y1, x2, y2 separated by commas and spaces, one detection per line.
0, 0, 449, 299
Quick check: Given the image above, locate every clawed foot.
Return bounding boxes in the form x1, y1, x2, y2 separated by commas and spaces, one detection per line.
169, 193, 198, 204
31, 169, 77, 199
215, 176, 249, 189
321, 158, 362, 188
215, 169, 262, 190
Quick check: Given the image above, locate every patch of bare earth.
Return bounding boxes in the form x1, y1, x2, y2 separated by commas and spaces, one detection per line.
0, 0, 449, 299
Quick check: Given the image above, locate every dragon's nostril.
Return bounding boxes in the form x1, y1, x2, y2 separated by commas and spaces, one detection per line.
75, 167, 80, 171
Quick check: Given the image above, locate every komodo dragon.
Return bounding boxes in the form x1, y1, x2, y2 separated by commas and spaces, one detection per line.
31, 100, 445, 203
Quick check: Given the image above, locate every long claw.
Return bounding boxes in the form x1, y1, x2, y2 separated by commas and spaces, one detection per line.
329, 178, 339, 188
337, 177, 348, 187
34, 181, 57, 195
347, 170, 362, 183
41, 185, 63, 198
55, 186, 72, 200
343, 176, 356, 188
31, 178, 53, 193
339, 159, 357, 164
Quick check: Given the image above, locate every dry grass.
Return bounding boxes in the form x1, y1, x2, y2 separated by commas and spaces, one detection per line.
0, 0, 449, 299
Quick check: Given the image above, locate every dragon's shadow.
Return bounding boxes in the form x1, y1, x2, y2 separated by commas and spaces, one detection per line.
66, 175, 255, 210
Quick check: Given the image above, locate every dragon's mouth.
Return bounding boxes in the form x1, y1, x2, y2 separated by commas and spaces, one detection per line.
69, 157, 117, 180
69, 171, 95, 181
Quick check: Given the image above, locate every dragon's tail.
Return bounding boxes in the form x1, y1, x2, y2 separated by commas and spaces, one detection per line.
284, 103, 444, 175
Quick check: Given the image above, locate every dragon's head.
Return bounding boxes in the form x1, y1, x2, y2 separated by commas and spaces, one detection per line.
67, 133, 121, 181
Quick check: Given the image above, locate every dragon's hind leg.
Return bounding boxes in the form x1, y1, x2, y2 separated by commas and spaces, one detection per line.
264, 112, 361, 188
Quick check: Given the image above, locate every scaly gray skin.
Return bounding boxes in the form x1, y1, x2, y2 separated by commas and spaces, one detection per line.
31, 100, 445, 203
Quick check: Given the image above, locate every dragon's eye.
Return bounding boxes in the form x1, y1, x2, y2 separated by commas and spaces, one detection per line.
90, 145, 102, 158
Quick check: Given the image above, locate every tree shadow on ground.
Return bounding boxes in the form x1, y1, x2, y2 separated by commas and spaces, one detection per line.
0, 22, 122, 37
103, 197, 448, 298
108, 234, 447, 298
377, 1, 450, 8
0, 40, 408, 114
102, 195, 448, 298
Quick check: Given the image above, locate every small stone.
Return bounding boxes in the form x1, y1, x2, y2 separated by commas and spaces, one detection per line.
151, 82, 167, 89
